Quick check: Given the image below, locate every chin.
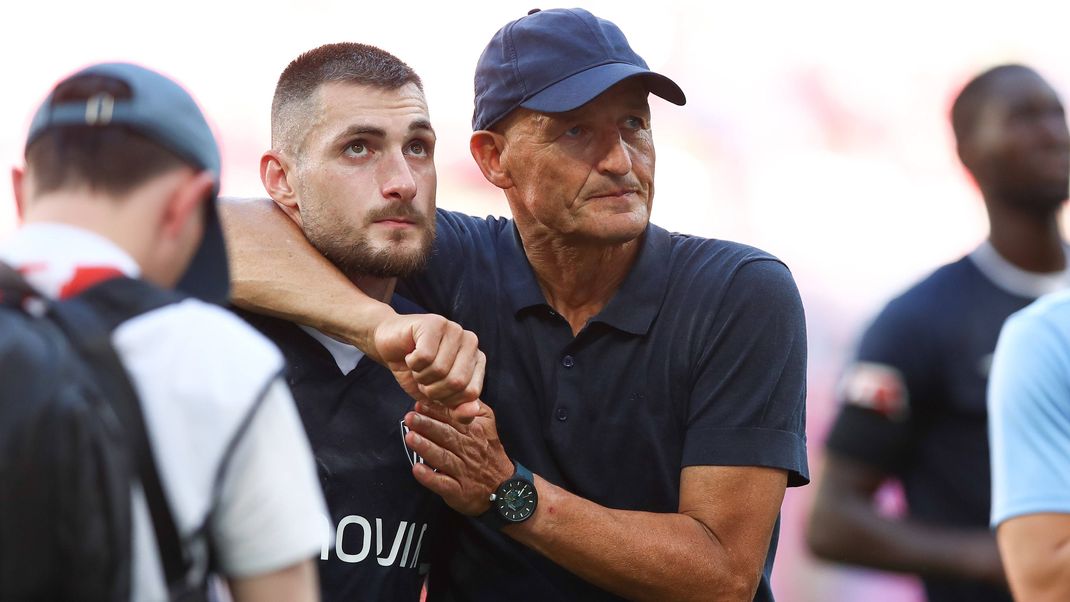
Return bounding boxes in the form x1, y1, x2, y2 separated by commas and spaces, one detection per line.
582, 222, 648, 246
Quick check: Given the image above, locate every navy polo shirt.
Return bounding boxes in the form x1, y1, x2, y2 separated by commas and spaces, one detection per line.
401, 210, 807, 602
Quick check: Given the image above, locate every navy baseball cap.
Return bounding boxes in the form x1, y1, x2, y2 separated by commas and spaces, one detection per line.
25, 62, 229, 305
473, 7, 686, 131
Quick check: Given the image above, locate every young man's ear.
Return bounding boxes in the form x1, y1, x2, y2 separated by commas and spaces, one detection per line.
162, 170, 215, 239
470, 130, 514, 190
260, 150, 303, 226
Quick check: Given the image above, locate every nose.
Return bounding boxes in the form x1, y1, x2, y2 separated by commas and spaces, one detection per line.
595, 130, 633, 176
380, 149, 418, 202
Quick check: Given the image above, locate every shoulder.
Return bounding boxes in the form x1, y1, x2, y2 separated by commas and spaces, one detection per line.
663, 231, 800, 311
878, 257, 977, 321
113, 299, 284, 410
663, 229, 792, 286
436, 209, 513, 241
1004, 288, 1070, 337
994, 290, 1070, 375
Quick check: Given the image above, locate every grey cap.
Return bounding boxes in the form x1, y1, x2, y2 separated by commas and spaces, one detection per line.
26, 62, 229, 304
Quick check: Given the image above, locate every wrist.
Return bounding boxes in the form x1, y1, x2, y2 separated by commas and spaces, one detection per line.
478, 460, 539, 529
362, 303, 403, 360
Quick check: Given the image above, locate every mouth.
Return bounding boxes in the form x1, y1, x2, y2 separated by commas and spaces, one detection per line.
587, 188, 640, 201
372, 217, 418, 227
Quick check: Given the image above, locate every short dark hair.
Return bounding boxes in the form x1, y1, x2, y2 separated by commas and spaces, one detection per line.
25, 74, 187, 197
951, 64, 1038, 144
271, 42, 423, 154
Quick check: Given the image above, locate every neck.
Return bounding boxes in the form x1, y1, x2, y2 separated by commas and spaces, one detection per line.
352, 274, 397, 304
519, 227, 642, 336
984, 195, 1066, 272
23, 192, 153, 270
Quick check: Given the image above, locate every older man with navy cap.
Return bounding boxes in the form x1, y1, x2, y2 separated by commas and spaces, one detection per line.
2, 62, 326, 601
225, 8, 808, 601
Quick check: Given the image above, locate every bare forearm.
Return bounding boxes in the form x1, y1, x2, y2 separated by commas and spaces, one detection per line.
218, 197, 390, 353
507, 477, 762, 602
999, 517, 1070, 601
228, 558, 319, 602
807, 502, 1003, 583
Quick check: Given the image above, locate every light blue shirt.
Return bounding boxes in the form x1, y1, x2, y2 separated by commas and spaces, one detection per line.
989, 289, 1070, 527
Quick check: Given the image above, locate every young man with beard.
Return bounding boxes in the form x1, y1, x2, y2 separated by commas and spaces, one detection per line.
230, 43, 459, 601
807, 64, 1070, 602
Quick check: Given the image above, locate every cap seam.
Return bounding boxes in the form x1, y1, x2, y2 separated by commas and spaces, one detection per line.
567, 8, 613, 57
505, 22, 527, 101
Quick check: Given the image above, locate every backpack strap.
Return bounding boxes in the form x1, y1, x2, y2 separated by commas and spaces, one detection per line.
47, 277, 195, 598
0, 261, 37, 310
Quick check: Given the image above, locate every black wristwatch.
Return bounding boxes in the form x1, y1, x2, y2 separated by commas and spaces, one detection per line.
477, 461, 538, 529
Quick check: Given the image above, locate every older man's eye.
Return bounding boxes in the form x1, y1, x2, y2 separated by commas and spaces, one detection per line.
564, 126, 583, 138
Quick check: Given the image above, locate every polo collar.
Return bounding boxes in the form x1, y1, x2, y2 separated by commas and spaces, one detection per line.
500, 222, 671, 336
589, 224, 671, 335
501, 224, 551, 314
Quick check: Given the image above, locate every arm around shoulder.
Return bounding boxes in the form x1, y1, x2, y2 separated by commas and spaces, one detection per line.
218, 196, 388, 351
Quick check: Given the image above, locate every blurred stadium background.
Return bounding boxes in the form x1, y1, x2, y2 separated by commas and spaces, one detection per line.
4, 1, 1069, 599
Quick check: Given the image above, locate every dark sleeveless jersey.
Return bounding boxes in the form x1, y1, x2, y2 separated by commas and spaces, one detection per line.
240, 295, 444, 602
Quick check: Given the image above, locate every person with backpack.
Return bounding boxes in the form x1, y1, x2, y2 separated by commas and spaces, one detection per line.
0, 62, 327, 601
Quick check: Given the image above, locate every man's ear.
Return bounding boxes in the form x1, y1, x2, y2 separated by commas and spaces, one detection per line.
11, 166, 26, 220
162, 170, 215, 239
260, 150, 303, 225
470, 131, 513, 190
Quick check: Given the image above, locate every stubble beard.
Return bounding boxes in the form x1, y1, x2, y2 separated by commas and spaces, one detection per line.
303, 206, 435, 280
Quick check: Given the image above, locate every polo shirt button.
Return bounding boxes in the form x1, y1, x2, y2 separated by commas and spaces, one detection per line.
555, 407, 569, 421
562, 355, 575, 368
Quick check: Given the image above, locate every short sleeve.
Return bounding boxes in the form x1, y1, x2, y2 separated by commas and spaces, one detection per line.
211, 378, 328, 577
682, 259, 809, 486
989, 305, 1070, 527
824, 296, 931, 474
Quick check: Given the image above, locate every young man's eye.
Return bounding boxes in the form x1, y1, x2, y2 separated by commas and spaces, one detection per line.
408, 141, 427, 155
345, 142, 368, 156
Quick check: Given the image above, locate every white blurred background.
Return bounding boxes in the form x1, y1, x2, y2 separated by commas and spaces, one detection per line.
5, 1, 1070, 599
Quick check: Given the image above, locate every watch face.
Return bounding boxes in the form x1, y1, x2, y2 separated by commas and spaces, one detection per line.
496, 478, 537, 522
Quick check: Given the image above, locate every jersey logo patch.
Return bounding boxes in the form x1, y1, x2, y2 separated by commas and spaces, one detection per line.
839, 361, 910, 419
399, 420, 426, 467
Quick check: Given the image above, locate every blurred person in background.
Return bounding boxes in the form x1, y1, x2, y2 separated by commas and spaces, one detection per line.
0, 62, 325, 601
807, 64, 1070, 602
988, 288, 1070, 601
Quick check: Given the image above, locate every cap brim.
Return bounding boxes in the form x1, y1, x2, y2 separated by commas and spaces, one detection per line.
521, 62, 686, 114
176, 199, 230, 305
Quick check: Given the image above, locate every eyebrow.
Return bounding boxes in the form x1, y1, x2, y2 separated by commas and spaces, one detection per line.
332, 119, 435, 144
409, 119, 435, 135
